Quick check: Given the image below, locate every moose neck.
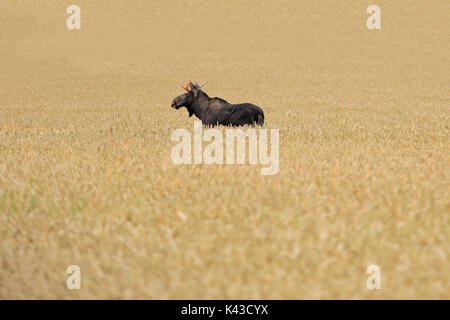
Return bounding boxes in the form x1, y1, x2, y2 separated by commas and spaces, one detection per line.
190, 92, 210, 119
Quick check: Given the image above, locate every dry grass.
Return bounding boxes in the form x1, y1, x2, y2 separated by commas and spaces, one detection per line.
0, 0, 449, 299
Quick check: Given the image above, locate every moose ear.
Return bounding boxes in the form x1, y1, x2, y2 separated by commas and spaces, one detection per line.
189, 82, 198, 97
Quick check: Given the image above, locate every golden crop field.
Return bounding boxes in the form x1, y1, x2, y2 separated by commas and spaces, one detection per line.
0, 0, 449, 299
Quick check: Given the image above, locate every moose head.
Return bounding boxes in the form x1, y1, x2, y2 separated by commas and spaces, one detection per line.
171, 81, 208, 117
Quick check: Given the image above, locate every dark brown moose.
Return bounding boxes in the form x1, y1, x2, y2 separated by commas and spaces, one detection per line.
171, 81, 264, 126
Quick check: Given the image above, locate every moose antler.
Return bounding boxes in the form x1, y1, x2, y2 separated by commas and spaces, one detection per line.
181, 80, 207, 92
181, 81, 191, 92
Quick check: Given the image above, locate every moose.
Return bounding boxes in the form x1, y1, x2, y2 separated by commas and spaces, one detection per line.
171, 81, 264, 126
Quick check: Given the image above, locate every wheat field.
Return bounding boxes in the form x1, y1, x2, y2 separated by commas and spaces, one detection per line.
0, 0, 449, 299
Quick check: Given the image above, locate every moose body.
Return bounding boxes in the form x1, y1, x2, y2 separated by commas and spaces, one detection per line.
171, 81, 264, 127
